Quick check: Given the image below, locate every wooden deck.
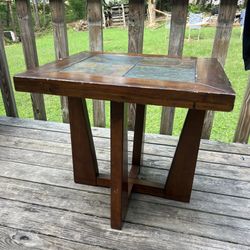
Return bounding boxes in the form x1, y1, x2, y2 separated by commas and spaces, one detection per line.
0, 116, 249, 249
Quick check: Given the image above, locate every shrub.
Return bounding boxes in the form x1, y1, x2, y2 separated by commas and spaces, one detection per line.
67, 0, 87, 21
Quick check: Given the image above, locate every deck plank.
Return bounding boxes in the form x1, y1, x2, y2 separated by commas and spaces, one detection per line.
1, 198, 248, 250
2, 178, 250, 248
0, 129, 249, 178
0, 226, 103, 250
0, 116, 249, 155
1, 146, 250, 199
0, 124, 249, 168
0, 131, 250, 197
0, 160, 249, 219
0, 117, 249, 249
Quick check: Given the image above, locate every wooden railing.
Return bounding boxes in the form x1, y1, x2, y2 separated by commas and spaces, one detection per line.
0, 0, 249, 144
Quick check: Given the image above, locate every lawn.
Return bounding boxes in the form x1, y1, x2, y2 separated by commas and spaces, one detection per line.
0, 26, 249, 143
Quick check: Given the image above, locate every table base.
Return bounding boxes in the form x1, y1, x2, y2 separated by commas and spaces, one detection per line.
68, 97, 206, 230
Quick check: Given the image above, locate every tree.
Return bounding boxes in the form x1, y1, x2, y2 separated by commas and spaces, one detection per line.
157, 0, 171, 11
68, 0, 87, 20
6, 0, 17, 37
43, 0, 46, 27
6, 0, 10, 27
148, 0, 157, 27
32, 0, 40, 29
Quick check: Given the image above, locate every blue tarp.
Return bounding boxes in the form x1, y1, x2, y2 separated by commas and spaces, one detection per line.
189, 13, 203, 30
240, 9, 246, 26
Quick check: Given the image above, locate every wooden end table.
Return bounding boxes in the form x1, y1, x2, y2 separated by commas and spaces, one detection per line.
14, 52, 235, 230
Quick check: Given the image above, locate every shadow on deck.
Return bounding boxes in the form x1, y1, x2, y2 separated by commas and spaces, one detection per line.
0, 116, 249, 249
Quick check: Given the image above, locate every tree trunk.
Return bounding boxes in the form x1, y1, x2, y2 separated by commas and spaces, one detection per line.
6, 1, 10, 27
7, 0, 17, 39
148, 0, 157, 27
32, 0, 40, 29
43, 0, 46, 27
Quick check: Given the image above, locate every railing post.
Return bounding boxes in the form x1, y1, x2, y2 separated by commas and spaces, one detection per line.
234, 75, 250, 143
87, 0, 106, 128
202, 0, 237, 139
49, 0, 69, 123
128, 0, 145, 130
16, 0, 47, 120
160, 0, 189, 135
0, 24, 18, 117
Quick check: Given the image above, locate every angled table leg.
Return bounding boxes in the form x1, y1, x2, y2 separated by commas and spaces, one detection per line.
132, 104, 146, 167
68, 97, 98, 185
164, 109, 206, 202
111, 101, 128, 230
129, 104, 146, 195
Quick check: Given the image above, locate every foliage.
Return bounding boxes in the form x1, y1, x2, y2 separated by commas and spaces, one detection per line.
0, 2, 7, 26
189, 4, 202, 13
67, 0, 87, 21
157, 0, 171, 11
188, 3, 213, 14
0, 2, 20, 36
35, 2, 52, 29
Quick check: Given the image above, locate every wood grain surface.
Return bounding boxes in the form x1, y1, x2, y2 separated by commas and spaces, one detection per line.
202, 0, 238, 139
88, 0, 106, 128
0, 117, 249, 249
128, 0, 145, 129
50, 0, 70, 123
161, 0, 189, 135
15, 0, 46, 120
0, 26, 18, 117
234, 76, 250, 143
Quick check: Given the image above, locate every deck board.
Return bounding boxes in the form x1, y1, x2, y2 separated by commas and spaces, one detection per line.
0, 117, 249, 249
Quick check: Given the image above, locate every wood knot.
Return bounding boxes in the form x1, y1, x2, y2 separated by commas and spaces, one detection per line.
20, 235, 30, 241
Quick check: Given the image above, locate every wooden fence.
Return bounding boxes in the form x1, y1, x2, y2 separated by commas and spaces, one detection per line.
110, 4, 129, 27
0, 0, 249, 144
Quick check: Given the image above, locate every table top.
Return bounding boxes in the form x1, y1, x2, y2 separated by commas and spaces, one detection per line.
14, 52, 235, 111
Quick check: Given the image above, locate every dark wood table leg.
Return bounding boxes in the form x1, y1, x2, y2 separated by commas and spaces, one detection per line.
164, 109, 206, 202
132, 104, 146, 167
129, 104, 146, 195
111, 101, 128, 230
68, 97, 99, 185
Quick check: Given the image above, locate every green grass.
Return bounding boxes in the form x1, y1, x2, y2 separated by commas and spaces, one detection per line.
0, 26, 249, 143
